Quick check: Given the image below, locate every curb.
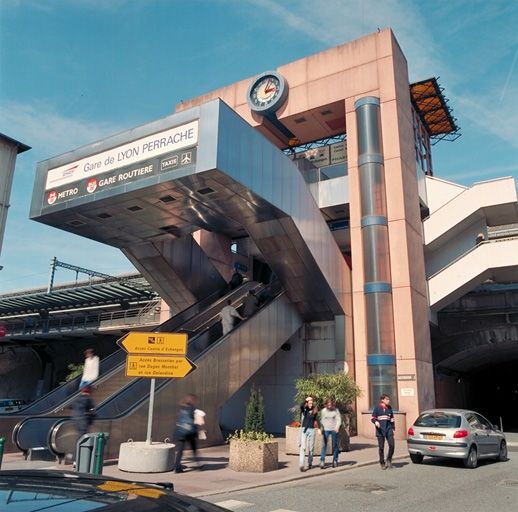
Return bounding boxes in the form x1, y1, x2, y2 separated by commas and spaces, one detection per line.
190, 454, 410, 498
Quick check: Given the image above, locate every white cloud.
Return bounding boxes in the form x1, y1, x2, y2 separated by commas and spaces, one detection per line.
0, 101, 124, 160
247, 0, 444, 81
453, 84, 518, 150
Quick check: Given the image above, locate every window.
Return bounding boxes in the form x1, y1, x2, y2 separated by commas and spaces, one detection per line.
474, 413, 493, 430
466, 414, 481, 429
415, 412, 461, 428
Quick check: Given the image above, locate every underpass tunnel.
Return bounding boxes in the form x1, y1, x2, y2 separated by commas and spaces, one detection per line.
434, 337, 518, 432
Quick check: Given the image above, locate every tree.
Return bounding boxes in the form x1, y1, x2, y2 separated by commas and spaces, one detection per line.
292, 373, 360, 416
244, 384, 265, 433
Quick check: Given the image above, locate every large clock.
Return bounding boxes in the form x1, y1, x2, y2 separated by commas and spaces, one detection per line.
247, 71, 289, 115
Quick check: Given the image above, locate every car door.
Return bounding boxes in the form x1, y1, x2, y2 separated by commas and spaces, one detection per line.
465, 413, 491, 456
475, 413, 500, 456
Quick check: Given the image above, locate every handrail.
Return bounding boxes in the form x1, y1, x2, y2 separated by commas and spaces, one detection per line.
11, 280, 266, 454
46, 281, 284, 457
0, 302, 162, 338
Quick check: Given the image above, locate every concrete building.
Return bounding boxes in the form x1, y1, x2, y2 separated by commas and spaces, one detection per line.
10, 29, 518, 454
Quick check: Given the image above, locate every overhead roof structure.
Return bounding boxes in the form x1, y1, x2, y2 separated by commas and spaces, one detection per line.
0, 274, 157, 316
410, 77, 461, 144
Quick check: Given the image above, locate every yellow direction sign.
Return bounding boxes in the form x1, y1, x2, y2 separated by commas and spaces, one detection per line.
119, 332, 187, 355
125, 355, 196, 378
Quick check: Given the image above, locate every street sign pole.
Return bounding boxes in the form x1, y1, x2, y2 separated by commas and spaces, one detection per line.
146, 378, 156, 445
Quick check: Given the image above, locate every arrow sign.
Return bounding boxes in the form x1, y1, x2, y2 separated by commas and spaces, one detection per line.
118, 332, 187, 355
125, 355, 196, 378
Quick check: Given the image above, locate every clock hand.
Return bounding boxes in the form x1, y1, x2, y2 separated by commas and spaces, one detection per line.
264, 78, 275, 93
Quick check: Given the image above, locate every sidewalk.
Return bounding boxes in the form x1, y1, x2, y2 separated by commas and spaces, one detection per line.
0, 436, 408, 497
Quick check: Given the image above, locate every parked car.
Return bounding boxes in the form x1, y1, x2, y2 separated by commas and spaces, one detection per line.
0, 470, 231, 511
407, 408, 507, 468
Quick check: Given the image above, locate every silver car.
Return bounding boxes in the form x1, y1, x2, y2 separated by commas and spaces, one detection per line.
407, 409, 507, 468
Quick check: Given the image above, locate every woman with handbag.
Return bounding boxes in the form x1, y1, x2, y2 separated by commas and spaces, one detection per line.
173, 394, 201, 473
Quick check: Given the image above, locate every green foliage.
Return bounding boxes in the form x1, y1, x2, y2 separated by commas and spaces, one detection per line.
227, 430, 274, 443
292, 373, 361, 415
65, 363, 84, 382
244, 385, 265, 433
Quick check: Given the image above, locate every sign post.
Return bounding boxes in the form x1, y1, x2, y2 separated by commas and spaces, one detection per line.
117, 332, 196, 444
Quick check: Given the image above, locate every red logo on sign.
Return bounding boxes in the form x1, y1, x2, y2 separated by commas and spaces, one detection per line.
47, 190, 58, 205
87, 178, 98, 193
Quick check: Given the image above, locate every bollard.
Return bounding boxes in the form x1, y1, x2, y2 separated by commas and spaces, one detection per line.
0, 437, 4, 469
93, 432, 105, 475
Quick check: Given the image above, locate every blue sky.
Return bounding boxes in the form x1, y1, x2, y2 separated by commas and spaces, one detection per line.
0, 0, 517, 292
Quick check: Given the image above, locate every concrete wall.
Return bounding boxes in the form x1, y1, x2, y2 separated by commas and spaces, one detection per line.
220, 328, 304, 434
178, 29, 435, 435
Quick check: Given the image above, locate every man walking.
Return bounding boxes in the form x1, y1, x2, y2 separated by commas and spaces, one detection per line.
371, 394, 395, 469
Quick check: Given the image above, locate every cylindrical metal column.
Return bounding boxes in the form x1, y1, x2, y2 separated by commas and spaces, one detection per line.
355, 97, 397, 409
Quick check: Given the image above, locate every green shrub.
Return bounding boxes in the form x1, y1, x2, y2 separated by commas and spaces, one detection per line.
63, 363, 83, 384
244, 385, 265, 433
226, 430, 274, 443
227, 385, 273, 443
291, 372, 361, 416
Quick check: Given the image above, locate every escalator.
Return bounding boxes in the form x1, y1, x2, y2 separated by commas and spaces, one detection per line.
5, 281, 257, 455
16, 281, 302, 460
0, 350, 125, 454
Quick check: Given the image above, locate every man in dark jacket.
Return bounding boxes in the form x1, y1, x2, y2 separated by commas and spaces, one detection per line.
371, 394, 395, 469
73, 386, 95, 437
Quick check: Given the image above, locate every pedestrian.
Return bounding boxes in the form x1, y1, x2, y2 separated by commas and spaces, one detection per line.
319, 398, 341, 468
73, 385, 96, 438
242, 289, 259, 317
228, 269, 243, 290
173, 394, 201, 473
79, 348, 100, 390
219, 299, 244, 336
371, 393, 395, 469
299, 396, 319, 472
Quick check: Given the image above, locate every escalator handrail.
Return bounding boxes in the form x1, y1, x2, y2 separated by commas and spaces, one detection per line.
4, 349, 127, 417
49, 281, 283, 446
13, 281, 259, 453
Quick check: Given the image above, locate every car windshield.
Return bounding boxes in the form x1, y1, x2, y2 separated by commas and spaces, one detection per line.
414, 412, 461, 428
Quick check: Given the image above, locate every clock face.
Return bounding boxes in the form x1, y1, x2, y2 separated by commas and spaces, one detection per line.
247, 71, 288, 115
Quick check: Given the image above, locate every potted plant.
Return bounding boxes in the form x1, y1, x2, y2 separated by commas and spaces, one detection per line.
285, 372, 361, 455
228, 385, 279, 472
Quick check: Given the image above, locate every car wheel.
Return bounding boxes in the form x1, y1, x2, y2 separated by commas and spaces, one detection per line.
498, 440, 507, 462
410, 453, 423, 464
463, 446, 478, 469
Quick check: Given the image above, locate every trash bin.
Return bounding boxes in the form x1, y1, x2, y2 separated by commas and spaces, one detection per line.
75, 432, 109, 474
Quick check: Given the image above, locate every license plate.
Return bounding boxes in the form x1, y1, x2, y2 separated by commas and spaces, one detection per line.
424, 434, 443, 440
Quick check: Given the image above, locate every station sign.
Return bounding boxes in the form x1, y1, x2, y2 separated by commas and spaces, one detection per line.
125, 354, 196, 378
45, 120, 199, 190
118, 332, 187, 355
289, 141, 347, 169
43, 146, 197, 209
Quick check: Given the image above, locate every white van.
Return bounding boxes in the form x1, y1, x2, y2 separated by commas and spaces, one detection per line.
0, 399, 27, 413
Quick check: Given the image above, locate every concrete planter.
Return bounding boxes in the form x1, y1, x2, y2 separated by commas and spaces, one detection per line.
229, 440, 279, 472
